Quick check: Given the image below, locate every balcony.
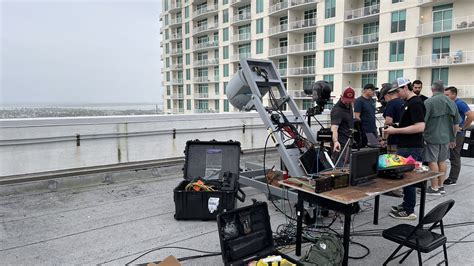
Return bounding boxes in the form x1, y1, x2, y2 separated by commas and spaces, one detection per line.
455, 85, 474, 99
290, 0, 319, 8
415, 50, 474, 68
230, 0, 250, 7
232, 32, 251, 43
288, 18, 317, 33
231, 53, 251, 62
169, 33, 182, 42
170, 63, 183, 70
168, 2, 182, 13
170, 78, 184, 85
193, 4, 218, 20
345, 4, 380, 23
287, 42, 316, 55
269, 0, 289, 16
170, 93, 184, 99
192, 23, 218, 35
171, 107, 184, 113
417, 15, 474, 37
287, 90, 309, 99
286, 66, 316, 76
418, 0, 453, 7
193, 58, 219, 67
231, 12, 251, 26
269, 24, 289, 37
343, 61, 378, 73
169, 17, 182, 27
193, 41, 218, 51
344, 33, 379, 48
269, 46, 288, 58
193, 76, 220, 83
194, 93, 209, 98
170, 48, 183, 55
277, 68, 287, 77
194, 108, 217, 113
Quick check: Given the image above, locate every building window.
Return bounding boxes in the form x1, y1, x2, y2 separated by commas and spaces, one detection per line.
215, 83, 219, 95
166, 58, 170, 68
388, 70, 404, 83
304, 9, 317, 20
223, 82, 228, 94
303, 99, 312, 110
224, 100, 229, 112
186, 54, 190, 65
323, 74, 334, 90
223, 46, 229, 59
432, 68, 449, 85
432, 36, 450, 58
256, 18, 264, 34
167, 99, 171, 109
215, 100, 220, 111
324, 24, 335, 43
256, 39, 263, 54
185, 6, 189, 18
185, 38, 190, 49
362, 74, 377, 87
223, 0, 228, 4
223, 64, 229, 77
278, 58, 287, 70
256, 0, 264, 14
186, 84, 191, 95
324, 50, 335, 68
392, 0, 403, 3
391, 10, 406, 33
389, 40, 405, 62
187, 99, 191, 110
185, 22, 189, 34
166, 86, 171, 95
362, 48, 378, 62
303, 55, 316, 67
223, 9, 229, 23
325, 0, 336, 19
186, 69, 191, 80
223, 28, 229, 41
303, 77, 315, 92
433, 4, 453, 32
279, 37, 288, 47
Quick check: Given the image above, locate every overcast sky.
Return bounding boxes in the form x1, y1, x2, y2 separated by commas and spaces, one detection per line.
1, 0, 163, 105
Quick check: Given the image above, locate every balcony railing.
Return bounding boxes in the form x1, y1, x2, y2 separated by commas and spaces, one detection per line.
170, 93, 184, 99
287, 66, 316, 76
231, 53, 251, 61
269, 24, 289, 35
193, 76, 220, 83
169, 33, 182, 41
193, 58, 219, 67
231, 12, 251, 24
192, 23, 218, 35
343, 61, 378, 73
172, 108, 184, 113
193, 41, 218, 51
169, 18, 182, 26
170, 48, 183, 55
344, 33, 379, 47
455, 85, 474, 99
232, 32, 251, 42
269, 46, 288, 57
170, 63, 183, 70
193, 4, 218, 18
194, 93, 209, 98
417, 15, 474, 36
194, 109, 217, 113
290, 0, 318, 6
169, 2, 182, 12
277, 68, 287, 77
170, 78, 184, 85
231, 0, 251, 6
289, 18, 317, 30
415, 50, 474, 67
345, 4, 380, 20
287, 42, 316, 53
269, 0, 289, 14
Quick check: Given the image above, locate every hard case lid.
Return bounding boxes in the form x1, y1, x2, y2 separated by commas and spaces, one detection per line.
216, 202, 274, 265
183, 139, 241, 181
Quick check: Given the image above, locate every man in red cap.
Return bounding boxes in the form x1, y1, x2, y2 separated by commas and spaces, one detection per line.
330, 87, 356, 165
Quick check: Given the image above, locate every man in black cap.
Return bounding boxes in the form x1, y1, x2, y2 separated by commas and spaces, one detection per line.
380, 83, 405, 153
354, 83, 378, 141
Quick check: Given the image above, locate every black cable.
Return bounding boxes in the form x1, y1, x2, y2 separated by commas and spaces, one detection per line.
348, 240, 371, 259
125, 246, 221, 265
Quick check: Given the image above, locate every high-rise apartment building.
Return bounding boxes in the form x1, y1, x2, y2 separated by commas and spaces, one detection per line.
160, 0, 474, 114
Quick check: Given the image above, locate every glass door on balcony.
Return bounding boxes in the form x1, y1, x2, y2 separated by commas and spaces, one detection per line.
362, 74, 377, 87
304, 32, 316, 50
238, 5, 251, 15
197, 35, 209, 44
433, 36, 450, 59
432, 68, 449, 85
197, 52, 208, 62
238, 44, 251, 57
363, 22, 379, 43
433, 4, 453, 32
362, 48, 377, 70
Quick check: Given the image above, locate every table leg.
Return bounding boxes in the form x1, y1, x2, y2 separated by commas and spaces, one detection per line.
419, 181, 427, 220
373, 195, 380, 225
342, 212, 351, 266
296, 192, 303, 256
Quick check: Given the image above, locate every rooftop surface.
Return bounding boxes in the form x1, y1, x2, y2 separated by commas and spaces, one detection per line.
1, 151, 473, 265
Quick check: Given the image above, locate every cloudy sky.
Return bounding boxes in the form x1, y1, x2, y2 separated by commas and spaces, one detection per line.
1, 0, 163, 105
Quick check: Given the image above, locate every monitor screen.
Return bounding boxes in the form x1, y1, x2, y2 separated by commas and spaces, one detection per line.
350, 148, 379, 186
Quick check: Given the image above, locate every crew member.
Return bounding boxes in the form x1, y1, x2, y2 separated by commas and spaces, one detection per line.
354, 83, 378, 138
330, 87, 355, 166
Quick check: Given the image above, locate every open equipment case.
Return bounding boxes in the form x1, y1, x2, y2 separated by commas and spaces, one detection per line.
217, 202, 300, 266
174, 140, 245, 220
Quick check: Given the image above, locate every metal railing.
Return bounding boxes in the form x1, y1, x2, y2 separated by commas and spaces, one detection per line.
269, 24, 289, 35
345, 4, 380, 20
269, 46, 288, 57
169, 33, 182, 41
344, 33, 379, 47
192, 23, 218, 35
231, 12, 251, 23
455, 85, 474, 98
172, 108, 184, 113
289, 18, 317, 30
170, 48, 183, 55
170, 93, 184, 99
417, 15, 474, 36
290, 0, 318, 6
170, 63, 183, 70
169, 2, 182, 12
194, 93, 209, 98
193, 41, 218, 51
231, 53, 251, 61
287, 42, 316, 53
287, 66, 316, 76
232, 32, 251, 42
269, 0, 289, 14
170, 78, 184, 85
193, 58, 219, 67
193, 4, 218, 18
169, 17, 182, 26
277, 68, 287, 76
193, 76, 220, 83
231, 0, 251, 6
343, 61, 378, 72
415, 50, 474, 67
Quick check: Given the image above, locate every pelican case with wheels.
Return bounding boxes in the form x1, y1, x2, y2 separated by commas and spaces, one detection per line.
217, 202, 301, 266
174, 140, 245, 220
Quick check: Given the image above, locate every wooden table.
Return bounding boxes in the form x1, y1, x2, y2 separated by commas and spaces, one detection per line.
279, 171, 441, 266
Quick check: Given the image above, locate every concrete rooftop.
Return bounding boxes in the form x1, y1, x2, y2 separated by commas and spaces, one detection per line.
1, 151, 474, 265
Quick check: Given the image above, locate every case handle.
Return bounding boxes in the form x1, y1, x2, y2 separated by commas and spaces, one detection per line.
236, 187, 246, 202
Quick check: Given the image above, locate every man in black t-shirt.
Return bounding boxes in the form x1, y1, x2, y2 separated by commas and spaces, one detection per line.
384, 78, 426, 220
331, 87, 355, 166
413, 80, 428, 102
354, 83, 377, 136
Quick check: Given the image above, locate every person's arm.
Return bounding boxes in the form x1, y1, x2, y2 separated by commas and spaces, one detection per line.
464, 110, 474, 130
331, 125, 341, 152
354, 99, 362, 120
385, 122, 425, 135
384, 116, 394, 126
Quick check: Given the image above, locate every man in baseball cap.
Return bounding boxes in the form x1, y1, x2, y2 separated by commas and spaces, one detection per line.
355, 84, 378, 139
330, 87, 355, 165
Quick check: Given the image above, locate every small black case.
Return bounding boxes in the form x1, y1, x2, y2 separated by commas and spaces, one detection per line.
217, 202, 300, 266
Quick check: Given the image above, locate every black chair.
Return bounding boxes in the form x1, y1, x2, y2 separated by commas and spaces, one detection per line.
382, 199, 455, 265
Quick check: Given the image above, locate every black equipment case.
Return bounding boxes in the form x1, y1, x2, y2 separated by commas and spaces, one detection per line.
217, 202, 300, 266
378, 164, 415, 179
174, 140, 245, 220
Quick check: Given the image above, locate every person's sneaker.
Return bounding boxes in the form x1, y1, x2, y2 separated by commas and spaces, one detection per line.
426, 186, 441, 196
389, 209, 417, 220
439, 187, 446, 195
390, 204, 404, 212
443, 179, 457, 186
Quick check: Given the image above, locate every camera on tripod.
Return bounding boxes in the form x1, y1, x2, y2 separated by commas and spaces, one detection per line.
303, 80, 333, 143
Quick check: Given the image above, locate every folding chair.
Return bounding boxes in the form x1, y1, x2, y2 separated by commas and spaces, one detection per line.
382, 199, 455, 265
